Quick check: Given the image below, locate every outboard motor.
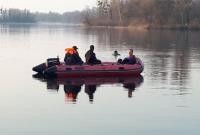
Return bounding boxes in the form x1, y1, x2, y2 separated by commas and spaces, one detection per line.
32, 57, 60, 73
47, 58, 60, 67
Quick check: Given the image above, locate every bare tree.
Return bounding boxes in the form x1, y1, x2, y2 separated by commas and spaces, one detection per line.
84, 0, 200, 29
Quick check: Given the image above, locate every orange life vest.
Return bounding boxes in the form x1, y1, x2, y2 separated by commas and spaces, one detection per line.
65, 48, 77, 55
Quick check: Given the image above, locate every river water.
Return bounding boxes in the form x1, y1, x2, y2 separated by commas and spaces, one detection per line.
0, 23, 200, 135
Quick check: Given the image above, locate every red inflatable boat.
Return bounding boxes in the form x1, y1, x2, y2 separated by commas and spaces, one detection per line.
33, 58, 144, 77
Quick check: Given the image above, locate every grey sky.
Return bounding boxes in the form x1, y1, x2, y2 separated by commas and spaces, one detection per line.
0, 0, 96, 13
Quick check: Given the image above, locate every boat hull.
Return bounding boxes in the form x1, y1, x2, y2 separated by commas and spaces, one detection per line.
56, 69, 142, 77
33, 58, 144, 78
43, 62, 143, 77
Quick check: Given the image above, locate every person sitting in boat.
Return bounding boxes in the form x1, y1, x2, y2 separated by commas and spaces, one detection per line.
118, 49, 136, 64
64, 46, 83, 65
85, 45, 101, 65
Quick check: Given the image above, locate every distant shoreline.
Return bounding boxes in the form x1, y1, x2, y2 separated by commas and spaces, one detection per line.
84, 24, 200, 31
1, 22, 200, 31
0, 22, 83, 26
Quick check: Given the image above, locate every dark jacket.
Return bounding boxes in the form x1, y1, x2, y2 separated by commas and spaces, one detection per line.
64, 53, 83, 65
85, 50, 101, 64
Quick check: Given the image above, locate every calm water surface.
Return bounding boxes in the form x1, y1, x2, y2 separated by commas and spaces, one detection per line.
0, 23, 200, 135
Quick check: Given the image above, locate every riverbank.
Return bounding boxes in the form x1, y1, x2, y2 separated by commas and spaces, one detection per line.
84, 23, 200, 31
1, 22, 199, 31
147, 24, 200, 31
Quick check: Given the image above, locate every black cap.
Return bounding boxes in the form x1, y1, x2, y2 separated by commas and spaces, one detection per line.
72, 46, 78, 50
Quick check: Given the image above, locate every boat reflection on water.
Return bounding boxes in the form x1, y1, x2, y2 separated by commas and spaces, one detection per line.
33, 74, 144, 103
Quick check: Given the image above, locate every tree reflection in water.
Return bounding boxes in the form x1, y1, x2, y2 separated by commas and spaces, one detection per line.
33, 74, 144, 103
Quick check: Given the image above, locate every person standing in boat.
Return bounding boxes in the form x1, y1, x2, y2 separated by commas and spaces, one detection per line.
85, 45, 101, 65
64, 46, 83, 65
118, 49, 136, 64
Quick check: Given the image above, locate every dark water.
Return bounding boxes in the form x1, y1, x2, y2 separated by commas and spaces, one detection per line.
0, 23, 200, 135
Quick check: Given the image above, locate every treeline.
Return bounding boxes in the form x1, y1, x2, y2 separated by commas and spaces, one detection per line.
0, 8, 84, 23
84, 0, 200, 29
0, 8, 36, 23
35, 11, 83, 23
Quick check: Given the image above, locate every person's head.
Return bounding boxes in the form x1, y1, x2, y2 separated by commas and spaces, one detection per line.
90, 45, 94, 51
72, 46, 78, 50
129, 49, 134, 56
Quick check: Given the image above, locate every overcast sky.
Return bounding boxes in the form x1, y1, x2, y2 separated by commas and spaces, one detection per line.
0, 0, 96, 13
